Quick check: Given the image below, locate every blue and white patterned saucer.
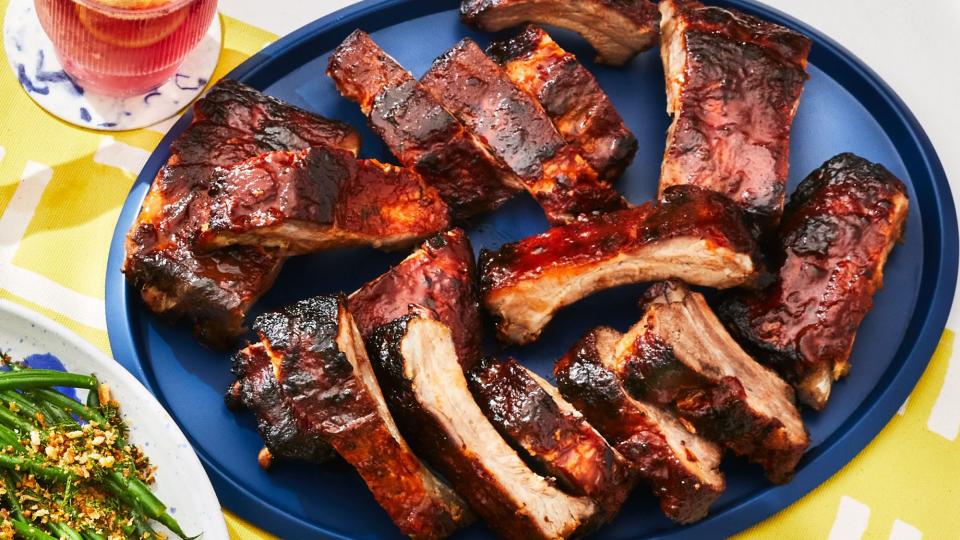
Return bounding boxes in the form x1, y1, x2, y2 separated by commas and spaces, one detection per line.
3, 0, 221, 131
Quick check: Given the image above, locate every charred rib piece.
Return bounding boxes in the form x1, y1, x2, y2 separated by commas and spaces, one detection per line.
327, 30, 520, 219
421, 38, 627, 225
123, 79, 360, 347
659, 0, 811, 223
196, 146, 449, 255
555, 327, 724, 523
461, 0, 659, 65
480, 185, 757, 344
488, 25, 637, 180
369, 314, 599, 540
349, 229, 483, 369
240, 296, 472, 539
225, 342, 335, 467
466, 357, 635, 522
719, 153, 910, 409
617, 281, 808, 482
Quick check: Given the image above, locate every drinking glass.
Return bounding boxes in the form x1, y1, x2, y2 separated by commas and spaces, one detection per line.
34, 0, 218, 97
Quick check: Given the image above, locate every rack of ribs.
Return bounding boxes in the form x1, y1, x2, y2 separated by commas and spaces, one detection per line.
349, 228, 483, 369
658, 0, 812, 223
480, 185, 758, 344
466, 357, 636, 523
555, 327, 725, 523
368, 312, 599, 539
488, 25, 638, 180
420, 38, 627, 225
616, 281, 808, 482
233, 296, 473, 539
327, 30, 520, 220
123, 79, 360, 347
460, 0, 660, 66
194, 146, 450, 255
719, 153, 910, 410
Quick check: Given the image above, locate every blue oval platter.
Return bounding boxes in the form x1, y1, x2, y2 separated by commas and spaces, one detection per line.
104, 1, 958, 538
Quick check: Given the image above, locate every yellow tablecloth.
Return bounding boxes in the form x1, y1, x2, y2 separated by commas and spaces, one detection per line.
0, 7, 956, 539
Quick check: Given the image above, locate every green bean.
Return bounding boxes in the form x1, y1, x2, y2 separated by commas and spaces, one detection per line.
0, 454, 75, 483
48, 522, 84, 540
0, 390, 43, 420
0, 370, 97, 390
31, 388, 105, 424
0, 404, 35, 433
2, 471, 24, 521
82, 531, 107, 540
11, 520, 58, 540
0, 424, 24, 452
85, 378, 100, 410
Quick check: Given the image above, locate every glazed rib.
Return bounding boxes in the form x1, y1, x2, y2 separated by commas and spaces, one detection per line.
466, 356, 635, 522
195, 146, 450, 255
555, 327, 724, 523
243, 296, 472, 539
461, 0, 659, 65
617, 281, 808, 482
488, 25, 637, 180
327, 30, 520, 219
659, 0, 811, 223
123, 79, 360, 347
719, 153, 910, 409
349, 228, 483, 369
421, 38, 627, 225
480, 185, 757, 344
225, 342, 335, 467
369, 314, 599, 540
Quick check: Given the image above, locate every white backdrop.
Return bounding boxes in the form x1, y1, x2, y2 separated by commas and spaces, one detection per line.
218, 0, 960, 327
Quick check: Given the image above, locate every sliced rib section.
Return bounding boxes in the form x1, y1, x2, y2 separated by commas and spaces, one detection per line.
369, 314, 599, 540
349, 228, 484, 369
555, 327, 724, 523
658, 0, 811, 223
488, 25, 637, 180
719, 153, 910, 409
461, 0, 659, 65
241, 296, 472, 539
195, 146, 449, 255
480, 185, 757, 344
617, 281, 808, 482
327, 30, 519, 219
123, 79, 360, 347
421, 38, 627, 225
466, 356, 635, 522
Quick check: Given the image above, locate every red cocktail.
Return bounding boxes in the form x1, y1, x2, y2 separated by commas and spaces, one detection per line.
35, 0, 218, 97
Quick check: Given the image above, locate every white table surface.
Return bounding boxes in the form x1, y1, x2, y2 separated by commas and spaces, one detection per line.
219, 0, 960, 329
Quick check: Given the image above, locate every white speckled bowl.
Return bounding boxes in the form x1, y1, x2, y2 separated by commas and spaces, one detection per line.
0, 299, 227, 540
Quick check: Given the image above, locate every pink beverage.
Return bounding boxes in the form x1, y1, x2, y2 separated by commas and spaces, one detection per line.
34, 0, 218, 97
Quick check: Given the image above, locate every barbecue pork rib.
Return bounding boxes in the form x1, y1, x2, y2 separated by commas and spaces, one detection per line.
123, 79, 360, 347
349, 229, 483, 369
421, 38, 627, 225
237, 296, 472, 539
225, 341, 336, 467
194, 146, 449, 255
461, 0, 659, 65
487, 25, 638, 180
480, 185, 757, 344
369, 313, 599, 540
466, 356, 635, 522
719, 153, 910, 410
617, 281, 808, 482
658, 0, 811, 223
327, 30, 520, 220
555, 327, 725, 523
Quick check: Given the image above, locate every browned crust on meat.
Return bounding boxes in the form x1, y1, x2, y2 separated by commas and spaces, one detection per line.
327, 30, 520, 219
123, 79, 360, 347
420, 38, 626, 225
658, 0, 811, 223
466, 356, 635, 522
461, 0, 659, 65
479, 185, 757, 343
555, 327, 725, 523
488, 25, 638, 180
349, 229, 483, 369
719, 153, 909, 409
